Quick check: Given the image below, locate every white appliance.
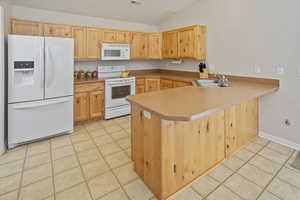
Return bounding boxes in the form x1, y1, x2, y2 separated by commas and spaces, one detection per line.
98, 66, 135, 119
0, 6, 5, 154
101, 43, 130, 60
8, 35, 74, 148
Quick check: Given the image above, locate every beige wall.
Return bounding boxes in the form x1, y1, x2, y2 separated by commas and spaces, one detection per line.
11, 6, 158, 32
159, 0, 300, 149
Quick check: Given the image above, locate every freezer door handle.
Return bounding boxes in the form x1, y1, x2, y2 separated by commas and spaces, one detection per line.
45, 47, 55, 88
14, 99, 71, 110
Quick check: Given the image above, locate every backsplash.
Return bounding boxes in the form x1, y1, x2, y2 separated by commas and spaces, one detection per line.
74, 60, 161, 72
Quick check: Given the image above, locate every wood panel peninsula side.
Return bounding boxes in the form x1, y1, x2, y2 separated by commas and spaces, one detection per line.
126, 79, 279, 200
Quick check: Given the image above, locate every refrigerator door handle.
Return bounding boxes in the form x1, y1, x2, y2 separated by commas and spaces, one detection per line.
14, 99, 70, 110
45, 46, 55, 88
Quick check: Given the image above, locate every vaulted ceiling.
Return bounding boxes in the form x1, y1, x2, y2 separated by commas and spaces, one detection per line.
10, 0, 199, 25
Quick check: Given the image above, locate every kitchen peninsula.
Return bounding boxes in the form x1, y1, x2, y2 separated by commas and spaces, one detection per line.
127, 78, 279, 200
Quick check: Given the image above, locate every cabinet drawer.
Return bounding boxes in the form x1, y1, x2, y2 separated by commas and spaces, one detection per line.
75, 82, 104, 93
174, 81, 192, 88
136, 78, 145, 85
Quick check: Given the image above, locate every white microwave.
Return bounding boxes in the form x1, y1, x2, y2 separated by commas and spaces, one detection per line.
101, 43, 130, 60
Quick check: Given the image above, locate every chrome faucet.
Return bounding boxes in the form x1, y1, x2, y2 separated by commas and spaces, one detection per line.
214, 73, 230, 87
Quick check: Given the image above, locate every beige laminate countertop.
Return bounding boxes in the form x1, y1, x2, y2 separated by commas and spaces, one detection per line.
127, 80, 279, 121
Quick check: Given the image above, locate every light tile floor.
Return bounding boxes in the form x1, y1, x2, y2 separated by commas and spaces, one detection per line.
0, 116, 299, 200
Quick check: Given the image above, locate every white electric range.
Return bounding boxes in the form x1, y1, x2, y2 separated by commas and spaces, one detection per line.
98, 65, 135, 119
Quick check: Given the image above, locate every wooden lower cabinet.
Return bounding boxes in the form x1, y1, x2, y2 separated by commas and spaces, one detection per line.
74, 83, 104, 124
225, 98, 258, 156
173, 81, 192, 88
89, 90, 104, 119
74, 92, 90, 122
136, 85, 145, 94
145, 78, 160, 92
131, 98, 258, 200
160, 79, 173, 90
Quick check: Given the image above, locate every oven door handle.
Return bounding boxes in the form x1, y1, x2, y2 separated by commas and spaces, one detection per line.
107, 83, 134, 87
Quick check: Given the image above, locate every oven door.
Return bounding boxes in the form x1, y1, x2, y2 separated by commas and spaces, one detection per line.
105, 82, 135, 108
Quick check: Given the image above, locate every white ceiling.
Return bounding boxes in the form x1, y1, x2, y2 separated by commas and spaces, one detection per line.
10, 0, 199, 25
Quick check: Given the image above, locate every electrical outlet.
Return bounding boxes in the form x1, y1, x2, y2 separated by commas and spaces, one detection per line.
276, 66, 285, 75
254, 65, 261, 74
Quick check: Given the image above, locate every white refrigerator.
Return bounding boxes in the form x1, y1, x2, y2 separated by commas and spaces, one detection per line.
8, 35, 74, 148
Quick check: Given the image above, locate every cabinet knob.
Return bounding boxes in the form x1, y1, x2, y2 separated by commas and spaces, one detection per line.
77, 99, 80, 104
227, 144, 230, 148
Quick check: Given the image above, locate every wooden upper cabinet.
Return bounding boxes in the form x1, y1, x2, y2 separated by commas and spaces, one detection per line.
11, 19, 44, 36
131, 32, 149, 59
44, 23, 72, 38
163, 31, 178, 58
86, 28, 102, 59
178, 25, 206, 60
72, 26, 87, 60
178, 27, 195, 58
102, 29, 131, 43
148, 33, 162, 59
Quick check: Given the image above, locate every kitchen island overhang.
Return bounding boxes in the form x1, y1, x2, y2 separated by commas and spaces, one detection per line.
127, 79, 279, 200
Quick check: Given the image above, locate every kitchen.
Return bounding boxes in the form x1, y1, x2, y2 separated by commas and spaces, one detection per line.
1, 0, 300, 200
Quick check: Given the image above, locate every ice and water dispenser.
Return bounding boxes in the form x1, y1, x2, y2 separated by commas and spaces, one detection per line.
13, 61, 35, 86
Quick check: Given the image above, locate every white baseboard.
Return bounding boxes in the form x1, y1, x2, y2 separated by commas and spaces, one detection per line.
259, 131, 300, 151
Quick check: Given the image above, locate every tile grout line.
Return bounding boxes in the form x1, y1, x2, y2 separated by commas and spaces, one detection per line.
255, 150, 295, 200
49, 139, 57, 200
68, 126, 94, 200
86, 121, 135, 200
16, 145, 28, 200
201, 140, 271, 200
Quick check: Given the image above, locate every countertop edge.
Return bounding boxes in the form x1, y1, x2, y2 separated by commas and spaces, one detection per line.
127, 86, 279, 121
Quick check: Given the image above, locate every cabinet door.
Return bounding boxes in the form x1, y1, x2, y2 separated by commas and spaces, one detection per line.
74, 92, 90, 122
174, 81, 191, 88
11, 19, 44, 36
44, 23, 72, 38
178, 27, 195, 58
145, 78, 160, 92
136, 85, 145, 94
143, 111, 162, 198
116, 31, 131, 43
160, 79, 173, 90
102, 29, 131, 43
89, 90, 104, 119
86, 28, 102, 59
163, 31, 178, 58
132, 105, 144, 178
201, 111, 225, 170
131, 32, 149, 59
225, 98, 258, 157
161, 120, 185, 198
148, 33, 162, 59
72, 26, 87, 59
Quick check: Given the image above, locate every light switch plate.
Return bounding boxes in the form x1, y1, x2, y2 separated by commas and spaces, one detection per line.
254, 65, 261, 74
143, 111, 151, 119
277, 66, 284, 75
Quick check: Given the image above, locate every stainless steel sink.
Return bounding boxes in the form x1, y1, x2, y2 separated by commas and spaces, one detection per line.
195, 80, 230, 88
